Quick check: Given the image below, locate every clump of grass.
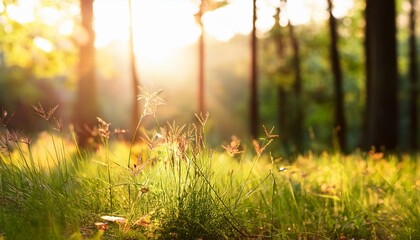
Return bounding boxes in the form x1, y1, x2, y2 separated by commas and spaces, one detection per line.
0, 106, 81, 239
152, 115, 243, 239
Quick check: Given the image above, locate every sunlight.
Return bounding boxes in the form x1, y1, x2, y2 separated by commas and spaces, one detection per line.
93, 1, 129, 48
4, 0, 353, 63
203, 0, 353, 40
89, 0, 354, 68
93, 0, 200, 63
33, 36, 54, 52
203, 1, 252, 41
5, 1, 35, 24
58, 20, 74, 36
133, 0, 201, 62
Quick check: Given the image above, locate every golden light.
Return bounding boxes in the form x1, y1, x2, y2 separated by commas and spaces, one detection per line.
33, 36, 54, 53
93, 0, 201, 63
203, 1, 252, 42
58, 20, 74, 36
4, 0, 353, 64
40, 7, 61, 26
93, 1, 129, 48
0, 2, 5, 13
133, 0, 201, 63
91, 0, 354, 54
5, 1, 35, 24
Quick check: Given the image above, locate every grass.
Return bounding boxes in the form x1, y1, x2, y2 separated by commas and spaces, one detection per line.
0, 99, 419, 239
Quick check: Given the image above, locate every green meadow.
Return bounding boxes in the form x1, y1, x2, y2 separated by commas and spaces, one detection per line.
0, 108, 418, 240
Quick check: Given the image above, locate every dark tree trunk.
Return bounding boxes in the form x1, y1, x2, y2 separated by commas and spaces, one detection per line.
250, 0, 258, 138
278, 87, 287, 141
73, 0, 97, 148
364, 0, 398, 150
129, 0, 140, 132
327, 0, 347, 151
273, 7, 288, 144
288, 22, 304, 152
409, 0, 418, 150
198, 1, 205, 113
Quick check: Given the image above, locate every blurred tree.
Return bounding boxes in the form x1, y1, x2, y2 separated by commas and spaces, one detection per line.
197, 0, 206, 113
0, 1, 77, 131
288, 11, 304, 152
288, 25, 305, 151
271, 7, 288, 143
271, 1, 304, 152
408, 0, 418, 150
327, 0, 347, 151
195, 0, 227, 113
364, 0, 398, 150
250, 0, 258, 138
128, 0, 140, 133
0, 1, 77, 80
73, 0, 97, 148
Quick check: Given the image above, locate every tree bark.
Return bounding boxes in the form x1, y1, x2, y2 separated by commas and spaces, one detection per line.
327, 0, 347, 151
364, 0, 398, 150
129, 0, 140, 132
409, 0, 418, 150
250, 0, 258, 138
278, 86, 287, 141
73, 0, 97, 148
288, 22, 304, 152
198, 0, 206, 113
274, 7, 288, 145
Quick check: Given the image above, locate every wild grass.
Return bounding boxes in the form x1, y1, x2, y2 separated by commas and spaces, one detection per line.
0, 93, 419, 239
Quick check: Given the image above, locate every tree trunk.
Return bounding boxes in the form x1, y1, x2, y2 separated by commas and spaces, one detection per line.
273, 7, 288, 145
129, 0, 140, 132
250, 0, 258, 138
73, 0, 97, 148
278, 86, 287, 141
364, 0, 398, 150
409, 0, 418, 150
198, 0, 205, 113
327, 0, 347, 151
288, 22, 304, 152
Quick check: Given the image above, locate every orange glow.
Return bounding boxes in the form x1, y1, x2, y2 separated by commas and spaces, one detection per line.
92, 0, 354, 57
93, 0, 200, 63
4, 0, 353, 63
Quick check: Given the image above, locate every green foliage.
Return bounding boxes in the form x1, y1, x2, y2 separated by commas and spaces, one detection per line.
0, 2, 77, 79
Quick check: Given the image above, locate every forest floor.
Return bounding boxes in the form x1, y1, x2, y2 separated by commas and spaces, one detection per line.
0, 102, 418, 239
0, 121, 419, 239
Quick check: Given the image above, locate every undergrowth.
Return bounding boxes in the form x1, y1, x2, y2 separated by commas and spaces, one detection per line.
0, 88, 418, 239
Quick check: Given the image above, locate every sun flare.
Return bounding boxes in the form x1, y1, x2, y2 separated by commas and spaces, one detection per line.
93, 0, 201, 63
93, 0, 354, 62
4, 0, 354, 63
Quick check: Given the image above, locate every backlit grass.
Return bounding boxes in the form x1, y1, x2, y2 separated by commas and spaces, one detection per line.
0, 100, 419, 239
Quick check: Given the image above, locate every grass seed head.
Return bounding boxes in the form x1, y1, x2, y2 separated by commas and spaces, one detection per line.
7, 129, 31, 144
96, 117, 111, 139
222, 135, 243, 157
262, 125, 279, 139
137, 87, 165, 116
0, 135, 8, 154
52, 117, 63, 132
32, 103, 59, 121
0, 109, 14, 127
195, 112, 209, 127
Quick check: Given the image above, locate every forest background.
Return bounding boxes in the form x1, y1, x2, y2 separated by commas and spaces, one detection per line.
0, 0, 417, 155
